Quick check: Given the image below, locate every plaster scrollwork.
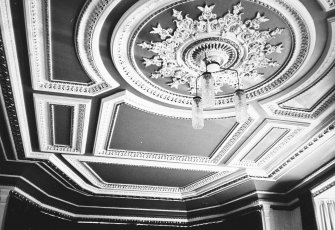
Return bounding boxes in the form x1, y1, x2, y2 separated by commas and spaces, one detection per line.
107, 0, 315, 109
24, 0, 119, 96
138, 3, 284, 93
33, 94, 91, 154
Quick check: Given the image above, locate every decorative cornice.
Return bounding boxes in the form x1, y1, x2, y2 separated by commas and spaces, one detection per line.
0, 29, 24, 159
34, 94, 91, 154
24, 0, 119, 95
11, 189, 189, 225
311, 173, 335, 197
317, 0, 335, 11
9, 187, 264, 226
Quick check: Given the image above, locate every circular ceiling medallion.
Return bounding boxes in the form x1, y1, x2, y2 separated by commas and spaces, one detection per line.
76, 0, 316, 111
110, 0, 314, 108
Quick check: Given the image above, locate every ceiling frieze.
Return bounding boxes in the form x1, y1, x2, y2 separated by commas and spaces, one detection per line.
10, 189, 189, 225
311, 172, 335, 197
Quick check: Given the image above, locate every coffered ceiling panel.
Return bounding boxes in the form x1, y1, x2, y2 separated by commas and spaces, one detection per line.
24, 0, 119, 95
108, 103, 237, 157
279, 70, 335, 111
227, 119, 308, 170
85, 163, 214, 187
33, 94, 91, 154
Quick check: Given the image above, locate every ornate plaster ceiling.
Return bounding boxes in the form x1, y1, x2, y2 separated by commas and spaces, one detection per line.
0, 0, 335, 226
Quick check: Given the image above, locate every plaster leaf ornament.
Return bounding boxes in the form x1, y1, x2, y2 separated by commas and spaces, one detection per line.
138, 3, 284, 94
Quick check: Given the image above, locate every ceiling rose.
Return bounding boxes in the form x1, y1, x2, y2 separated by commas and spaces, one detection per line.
109, 0, 314, 110
138, 3, 284, 94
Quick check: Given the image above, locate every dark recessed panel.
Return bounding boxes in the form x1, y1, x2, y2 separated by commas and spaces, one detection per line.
86, 162, 214, 187
51, 0, 92, 83
51, 105, 73, 146
108, 104, 236, 157
242, 128, 289, 162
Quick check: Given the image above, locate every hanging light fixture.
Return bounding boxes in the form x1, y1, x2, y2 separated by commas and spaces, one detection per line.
192, 76, 204, 129
191, 62, 249, 129
192, 96, 204, 129
234, 89, 248, 123
233, 71, 249, 123
201, 72, 215, 108
201, 61, 219, 108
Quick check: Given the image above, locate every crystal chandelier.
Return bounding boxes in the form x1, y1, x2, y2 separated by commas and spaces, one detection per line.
192, 60, 249, 129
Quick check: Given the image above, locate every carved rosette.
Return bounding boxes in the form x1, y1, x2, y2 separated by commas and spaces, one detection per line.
138, 3, 284, 94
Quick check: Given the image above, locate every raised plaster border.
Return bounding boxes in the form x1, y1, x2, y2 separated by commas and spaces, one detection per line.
34, 94, 91, 154
24, 0, 119, 95
227, 119, 309, 170
93, 90, 262, 165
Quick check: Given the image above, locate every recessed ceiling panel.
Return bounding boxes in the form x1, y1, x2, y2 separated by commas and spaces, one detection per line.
242, 127, 289, 162
86, 162, 214, 187
51, 0, 91, 83
108, 104, 236, 157
280, 71, 335, 111
51, 104, 73, 146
